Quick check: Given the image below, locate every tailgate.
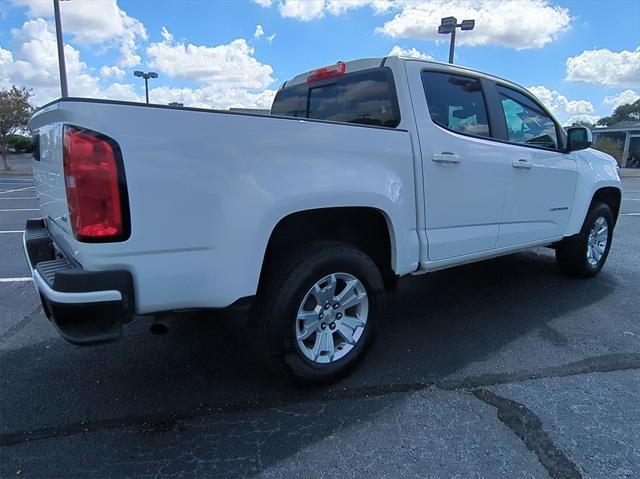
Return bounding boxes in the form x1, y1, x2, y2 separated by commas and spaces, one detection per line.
31, 122, 73, 239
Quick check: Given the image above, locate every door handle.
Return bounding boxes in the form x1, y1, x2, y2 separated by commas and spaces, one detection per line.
512, 159, 532, 169
432, 152, 461, 164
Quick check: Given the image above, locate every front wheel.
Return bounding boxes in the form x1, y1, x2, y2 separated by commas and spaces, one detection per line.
251, 242, 385, 383
556, 202, 614, 278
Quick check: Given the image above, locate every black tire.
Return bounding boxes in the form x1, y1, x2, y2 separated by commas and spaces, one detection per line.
251, 241, 385, 383
556, 202, 614, 278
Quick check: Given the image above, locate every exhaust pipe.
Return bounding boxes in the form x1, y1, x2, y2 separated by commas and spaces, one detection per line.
150, 317, 169, 335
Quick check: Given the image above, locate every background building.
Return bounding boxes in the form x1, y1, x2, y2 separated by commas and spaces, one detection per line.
593, 121, 640, 168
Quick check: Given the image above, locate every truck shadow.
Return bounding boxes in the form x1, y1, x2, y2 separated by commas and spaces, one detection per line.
0, 248, 619, 477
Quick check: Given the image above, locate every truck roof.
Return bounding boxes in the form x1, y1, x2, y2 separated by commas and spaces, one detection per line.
281, 55, 526, 95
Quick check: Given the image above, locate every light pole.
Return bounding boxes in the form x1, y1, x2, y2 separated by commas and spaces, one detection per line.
53, 0, 68, 97
134, 71, 158, 104
438, 17, 475, 64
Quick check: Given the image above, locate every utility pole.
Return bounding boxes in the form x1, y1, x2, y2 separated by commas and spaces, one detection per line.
438, 17, 475, 64
53, 0, 68, 97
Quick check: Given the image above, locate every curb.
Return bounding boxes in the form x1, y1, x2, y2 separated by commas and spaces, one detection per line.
0, 171, 32, 177
619, 168, 640, 178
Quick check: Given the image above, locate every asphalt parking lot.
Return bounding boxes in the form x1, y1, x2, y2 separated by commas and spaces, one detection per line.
1, 158, 639, 478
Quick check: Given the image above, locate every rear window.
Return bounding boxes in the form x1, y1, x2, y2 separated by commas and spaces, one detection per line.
421, 71, 491, 138
270, 67, 400, 127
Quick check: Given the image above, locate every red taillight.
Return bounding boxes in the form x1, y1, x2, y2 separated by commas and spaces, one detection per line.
307, 63, 346, 83
63, 126, 129, 242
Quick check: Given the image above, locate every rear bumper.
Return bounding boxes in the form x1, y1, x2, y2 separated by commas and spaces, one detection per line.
23, 219, 135, 345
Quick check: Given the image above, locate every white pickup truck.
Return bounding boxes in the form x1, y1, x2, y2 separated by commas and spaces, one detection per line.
26, 56, 622, 382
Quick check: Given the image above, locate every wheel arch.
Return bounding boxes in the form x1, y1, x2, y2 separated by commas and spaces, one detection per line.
258, 206, 398, 290
565, 180, 622, 237
591, 186, 622, 226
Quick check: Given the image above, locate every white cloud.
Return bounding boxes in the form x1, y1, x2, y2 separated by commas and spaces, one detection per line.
325, 0, 393, 16
276, 0, 391, 21
1, 19, 139, 106
11, 0, 148, 67
100, 65, 126, 79
378, 0, 571, 49
160, 26, 173, 43
252, 0, 273, 7
146, 30, 273, 89
565, 114, 600, 126
254, 25, 275, 44
0, 47, 16, 89
145, 29, 276, 109
150, 85, 277, 110
528, 85, 595, 124
270, 0, 570, 49
102, 82, 141, 102
388, 45, 432, 60
279, 0, 326, 21
566, 47, 640, 88
2, 14, 278, 111
604, 90, 640, 109
6, 18, 101, 103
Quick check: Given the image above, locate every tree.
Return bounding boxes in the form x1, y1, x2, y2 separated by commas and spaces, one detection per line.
570, 119, 596, 128
0, 86, 33, 171
592, 136, 624, 165
8, 134, 34, 153
597, 99, 640, 127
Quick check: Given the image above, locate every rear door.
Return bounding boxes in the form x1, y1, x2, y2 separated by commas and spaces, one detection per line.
491, 84, 577, 247
405, 61, 508, 261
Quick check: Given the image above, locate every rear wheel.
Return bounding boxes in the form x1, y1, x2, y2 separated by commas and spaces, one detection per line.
556, 202, 613, 278
252, 242, 385, 383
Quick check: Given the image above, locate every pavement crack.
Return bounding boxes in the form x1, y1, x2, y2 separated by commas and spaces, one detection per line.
1, 353, 638, 447
473, 388, 582, 479
437, 353, 640, 390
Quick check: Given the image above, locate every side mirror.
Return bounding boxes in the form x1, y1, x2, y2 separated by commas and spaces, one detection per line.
566, 126, 593, 151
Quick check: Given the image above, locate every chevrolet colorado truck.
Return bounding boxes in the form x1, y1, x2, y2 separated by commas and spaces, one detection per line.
25, 56, 622, 382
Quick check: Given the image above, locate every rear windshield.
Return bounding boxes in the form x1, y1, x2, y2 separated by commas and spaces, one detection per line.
270, 67, 401, 127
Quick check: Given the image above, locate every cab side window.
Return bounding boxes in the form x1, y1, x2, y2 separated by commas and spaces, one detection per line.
497, 85, 559, 150
421, 71, 491, 138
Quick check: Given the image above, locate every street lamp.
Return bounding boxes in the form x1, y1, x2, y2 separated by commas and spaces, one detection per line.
133, 71, 158, 104
53, 0, 69, 97
438, 16, 475, 64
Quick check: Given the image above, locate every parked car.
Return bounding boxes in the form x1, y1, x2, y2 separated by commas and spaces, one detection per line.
25, 56, 622, 382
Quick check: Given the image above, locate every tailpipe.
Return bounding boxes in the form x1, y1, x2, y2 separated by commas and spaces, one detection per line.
150, 317, 169, 335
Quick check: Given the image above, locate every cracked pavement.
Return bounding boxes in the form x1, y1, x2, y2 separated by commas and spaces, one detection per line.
1, 175, 639, 478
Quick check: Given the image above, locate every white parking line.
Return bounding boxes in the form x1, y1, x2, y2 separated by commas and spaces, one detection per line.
0, 277, 32, 283
0, 208, 39, 212
0, 186, 35, 195
0, 197, 38, 200
621, 213, 640, 216
0, 230, 25, 234
623, 198, 640, 201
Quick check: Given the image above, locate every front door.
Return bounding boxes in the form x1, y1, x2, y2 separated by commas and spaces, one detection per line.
492, 84, 577, 247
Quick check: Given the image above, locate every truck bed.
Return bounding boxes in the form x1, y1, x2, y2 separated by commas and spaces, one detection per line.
29, 98, 419, 314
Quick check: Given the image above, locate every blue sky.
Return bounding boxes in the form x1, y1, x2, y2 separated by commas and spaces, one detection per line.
1, 0, 638, 124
